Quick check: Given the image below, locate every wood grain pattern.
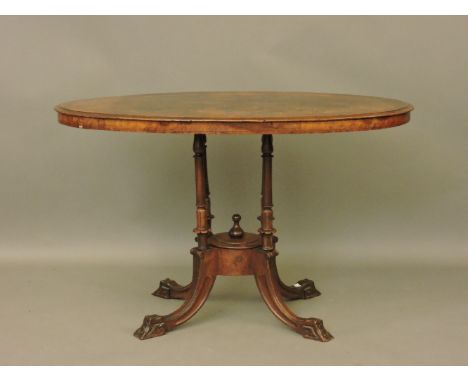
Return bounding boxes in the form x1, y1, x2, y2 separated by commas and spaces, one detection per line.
56, 91, 412, 134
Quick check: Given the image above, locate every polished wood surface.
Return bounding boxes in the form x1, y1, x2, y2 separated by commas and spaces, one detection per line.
56, 91, 412, 134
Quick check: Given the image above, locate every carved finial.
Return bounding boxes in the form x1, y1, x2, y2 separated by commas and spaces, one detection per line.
229, 214, 244, 239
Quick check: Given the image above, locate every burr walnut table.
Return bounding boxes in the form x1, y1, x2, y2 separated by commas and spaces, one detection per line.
55, 92, 413, 342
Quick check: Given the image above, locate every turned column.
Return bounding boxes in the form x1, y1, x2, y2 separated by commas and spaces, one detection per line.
201, 134, 214, 234
259, 134, 276, 251
193, 134, 211, 250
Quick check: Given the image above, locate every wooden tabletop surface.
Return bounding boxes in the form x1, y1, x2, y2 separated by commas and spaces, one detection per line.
55, 92, 413, 134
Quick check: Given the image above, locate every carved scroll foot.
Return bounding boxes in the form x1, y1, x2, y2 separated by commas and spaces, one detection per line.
271, 259, 321, 301
254, 251, 333, 342
297, 318, 333, 341
152, 278, 192, 300
281, 278, 321, 301
134, 314, 168, 340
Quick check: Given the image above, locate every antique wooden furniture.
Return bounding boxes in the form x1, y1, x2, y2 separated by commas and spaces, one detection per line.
55, 92, 413, 342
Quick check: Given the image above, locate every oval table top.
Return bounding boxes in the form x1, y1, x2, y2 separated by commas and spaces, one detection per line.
55, 91, 413, 134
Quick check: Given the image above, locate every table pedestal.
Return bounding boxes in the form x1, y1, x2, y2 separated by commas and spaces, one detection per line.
133, 134, 333, 342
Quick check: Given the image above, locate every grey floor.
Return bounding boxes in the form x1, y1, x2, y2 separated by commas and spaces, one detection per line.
1, 251, 467, 365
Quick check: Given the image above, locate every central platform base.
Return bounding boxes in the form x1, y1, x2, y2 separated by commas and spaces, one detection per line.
135, 243, 331, 342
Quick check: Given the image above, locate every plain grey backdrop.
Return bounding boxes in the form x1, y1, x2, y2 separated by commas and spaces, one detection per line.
0, 16, 467, 365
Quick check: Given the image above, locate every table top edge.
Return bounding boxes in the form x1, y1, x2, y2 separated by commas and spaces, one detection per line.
54, 104, 413, 123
